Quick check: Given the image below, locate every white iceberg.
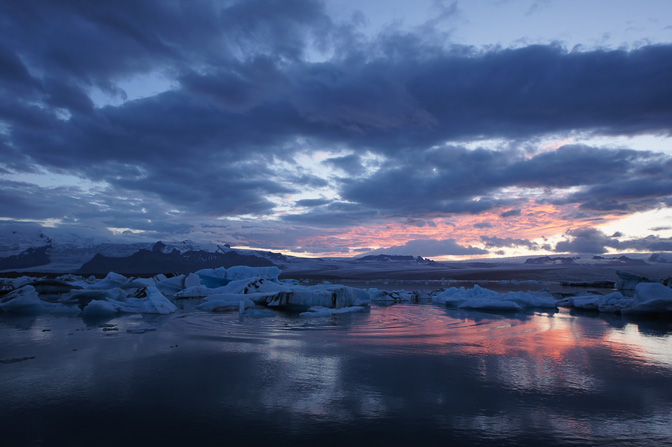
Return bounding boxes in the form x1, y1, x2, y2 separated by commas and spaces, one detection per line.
558, 283, 672, 315
218, 277, 289, 295
369, 289, 427, 303
226, 266, 281, 282
155, 275, 188, 296
81, 299, 120, 318
265, 285, 370, 310
0, 286, 79, 315
89, 272, 130, 290
174, 285, 218, 298
622, 283, 672, 315
194, 266, 281, 289
433, 285, 557, 311
144, 287, 178, 314
195, 267, 229, 288
64, 287, 127, 306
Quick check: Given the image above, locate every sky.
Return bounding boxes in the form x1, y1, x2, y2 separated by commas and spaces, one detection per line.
1, 0, 672, 259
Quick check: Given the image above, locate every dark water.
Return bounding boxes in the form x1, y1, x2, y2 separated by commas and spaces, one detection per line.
1, 305, 672, 447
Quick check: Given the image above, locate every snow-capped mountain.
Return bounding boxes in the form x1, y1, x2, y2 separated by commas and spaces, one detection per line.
0, 225, 279, 273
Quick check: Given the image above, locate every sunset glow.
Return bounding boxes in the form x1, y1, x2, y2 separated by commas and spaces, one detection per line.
1, 0, 671, 259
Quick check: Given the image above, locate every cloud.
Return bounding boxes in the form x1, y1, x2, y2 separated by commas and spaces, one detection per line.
554, 228, 672, 254
296, 198, 332, 207
340, 144, 672, 218
474, 222, 493, 228
367, 238, 488, 257
554, 228, 618, 254
481, 236, 539, 250
322, 154, 366, 175
499, 209, 521, 218
1, 0, 672, 252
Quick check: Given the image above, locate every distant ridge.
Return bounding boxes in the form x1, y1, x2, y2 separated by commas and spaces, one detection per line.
78, 242, 276, 275
355, 254, 436, 265
524, 256, 578, 265
0, 245, 51, 270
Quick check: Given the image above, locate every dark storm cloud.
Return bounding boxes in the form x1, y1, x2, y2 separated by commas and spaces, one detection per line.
0, 178, 194, 238
341, 145, 671, 217
322, 154, 367, 175
565, 177, 672, 213
474, 222, 493, 229
555, 228, 619, 254
296, 198, 332, 207
404, 218, 437, 228
481, 236, 539, 250
366, 238, 488, 257
499, 209, 521, 218
1, 0, 672, 232
554, 228, 672, 254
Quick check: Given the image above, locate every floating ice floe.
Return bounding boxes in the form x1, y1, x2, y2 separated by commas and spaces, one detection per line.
264, 284, 370, 310
559, 282, 672, 315
369, 289, 431, 303
0, 286, 79, 315
433, 285, 558, 311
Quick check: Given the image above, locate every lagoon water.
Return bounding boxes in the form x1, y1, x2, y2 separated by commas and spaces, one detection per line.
2, 304, 672, 447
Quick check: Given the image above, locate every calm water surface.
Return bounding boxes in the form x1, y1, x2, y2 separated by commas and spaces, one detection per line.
1, 305, 672, 447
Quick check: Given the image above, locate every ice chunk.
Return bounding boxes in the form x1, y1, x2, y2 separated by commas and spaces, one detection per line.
369, 289, 423, 303
433, 285, 556, 311
184, 272, 201, 289
622, 283, 672, 315
155, 275, 187, 296
597, 292, 637, 313
129, 277, 158, 288
572, 295, 601, 310
174, 285, 217, 298
89, 272, 130, 290
219, 277, 289, 295
0, 286, 78, 315
300, 306, 367, 317
265, 285, 370, 310
634, 282, 672, 301
195, 267, 229, 288
81, 300, 120, 318
64, 288, 127, 307
226, 266, 281, 282
144, 287, 178, 314
2, 276, 34, 289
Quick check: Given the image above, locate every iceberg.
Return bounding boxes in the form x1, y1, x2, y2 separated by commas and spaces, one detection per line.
0, 286, 79, 315
145, 287, 178, 314
226, 266, 281, 282
195, 267, 229, 288
622, 283, 672, 315
89, 272, 131, 290
81, 299, 120, 318
63, 287, 127, 308
433, 285, 557, 311
264, 285, 370, 310
558, 282, 672, 315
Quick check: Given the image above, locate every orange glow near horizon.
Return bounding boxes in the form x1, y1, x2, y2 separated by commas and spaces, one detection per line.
236, 201, 627, 259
